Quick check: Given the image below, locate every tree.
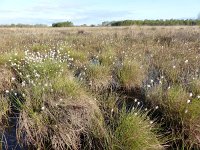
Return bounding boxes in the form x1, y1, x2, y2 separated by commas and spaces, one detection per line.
52, 21, 74, 27
102, 21, 110, 26
198, 13, 200, 20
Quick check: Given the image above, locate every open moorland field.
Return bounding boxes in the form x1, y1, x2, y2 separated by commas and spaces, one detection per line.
0, 26, 200, 150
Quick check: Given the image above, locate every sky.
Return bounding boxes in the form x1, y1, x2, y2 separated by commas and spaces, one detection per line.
0, 0, 199, 25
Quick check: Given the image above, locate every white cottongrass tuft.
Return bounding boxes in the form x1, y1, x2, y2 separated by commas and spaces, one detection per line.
189, 93, 193, 97
134, 98, 137, 102
187, 99, 191, 104
11, 77, 16, 81
147, 84, 151, 88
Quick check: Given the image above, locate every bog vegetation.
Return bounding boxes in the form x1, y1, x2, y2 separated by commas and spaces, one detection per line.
0, 26, 200, 150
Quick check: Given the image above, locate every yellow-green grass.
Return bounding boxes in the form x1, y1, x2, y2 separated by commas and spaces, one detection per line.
148, 84, 200, 147
189, 78, 200, 95
86, 64, 112, 90
113, 110, 163, 150
117, 60, 145, 89
0, 51, 25, 66
16, 58, 108, 149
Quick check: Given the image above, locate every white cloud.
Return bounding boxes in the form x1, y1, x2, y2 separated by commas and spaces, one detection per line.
0, 0, 88, 24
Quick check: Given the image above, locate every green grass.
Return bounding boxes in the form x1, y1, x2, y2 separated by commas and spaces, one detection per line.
0, 51, 24, 66
189, 78, 200, 95
86, 64, 112, 89
117, 60, 145, 89
113, 110, 163, 150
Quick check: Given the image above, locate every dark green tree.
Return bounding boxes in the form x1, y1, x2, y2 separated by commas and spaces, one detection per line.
52, 21, 74, 27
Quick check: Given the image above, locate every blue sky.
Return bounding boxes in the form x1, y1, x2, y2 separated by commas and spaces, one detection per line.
0, 0, 199, 25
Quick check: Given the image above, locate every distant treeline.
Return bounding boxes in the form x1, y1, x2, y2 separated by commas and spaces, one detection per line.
102, 19, 200, 26
52, 21, 74, 27
0, 24, 48, 28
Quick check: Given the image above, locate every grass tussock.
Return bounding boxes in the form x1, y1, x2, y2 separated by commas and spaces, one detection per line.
0, 96, 10, 127
86, 64, 112, 90
0, 51, 24, 66
113, 110, 163, 150
15, 51, 108, 149
0, 67, 14, 94
117, 60, 145, 89
148, 84, 200, 148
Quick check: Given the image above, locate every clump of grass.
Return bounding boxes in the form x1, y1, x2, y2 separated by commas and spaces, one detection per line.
148, 85, 189, 120
16, 52, 108, 149
147, 84, 200, 148
164, 85, 189, 119
0, 96, 10, 150
117, 60, 145, 89
159, 61, 182, 84
0, 51, 24, 66
189, 78, 200, 95
86, 64, 112, 90
68, 50, 89, 66
183, 99, 200, 147
31, 59, 67, 79
0, 96, 10, 126
97, 92, 164, 150
0, 67, 14, 94
18, 77, 108, 149
113, 109, 163, 150
99, 49, 116, 66
31, 44, 50, 53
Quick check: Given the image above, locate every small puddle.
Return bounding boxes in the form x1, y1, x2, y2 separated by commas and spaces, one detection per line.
2, 91, 25, 150
2, 114, 21, 150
